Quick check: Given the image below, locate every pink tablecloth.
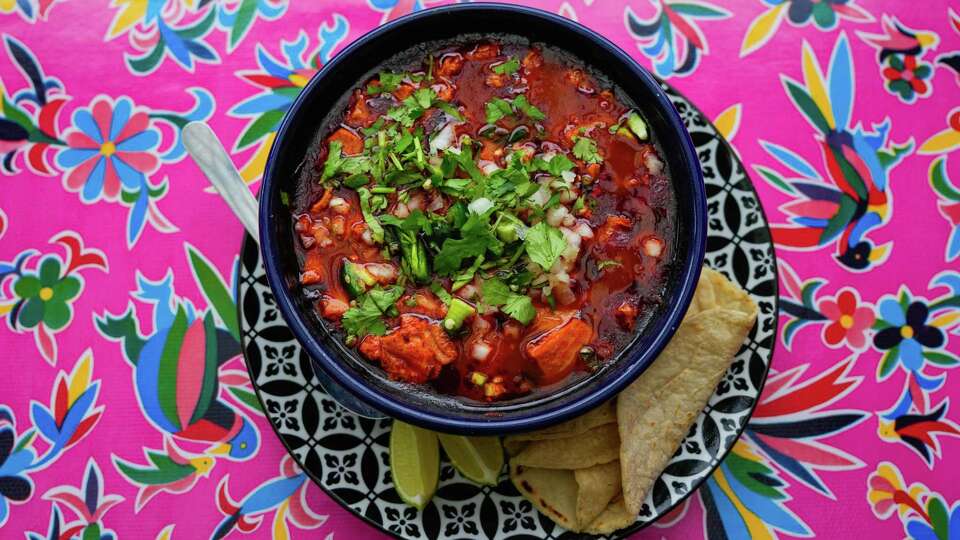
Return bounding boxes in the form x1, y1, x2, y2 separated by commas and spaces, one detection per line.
2, 1, 959, 538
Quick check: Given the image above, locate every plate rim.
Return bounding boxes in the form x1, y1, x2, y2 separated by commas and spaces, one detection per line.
236, 82, 780, 539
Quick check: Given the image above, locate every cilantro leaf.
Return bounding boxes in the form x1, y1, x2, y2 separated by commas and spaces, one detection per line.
485, 97, 513, 124
379, 209, 433, 235
375, 72, 405, 93
512, 95, 545, 121
532, 154, 575, 177
480, 278, 512, 305
482, 278, 536, 324
502, 294, 536, 324
341, 285, 404, 337
434, 210, 503, 275
322, 141, 343, 181
493, 57, 520, 75
573, 136, 603, 164
357, 188, 385, 243
524, 221, 566, 270
413, 87, 436, 109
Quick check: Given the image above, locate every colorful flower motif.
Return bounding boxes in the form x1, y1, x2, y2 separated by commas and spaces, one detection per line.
56, 96, 159, 203
883, 55, 933, 101
211, 456, 325, 539
42, 459, 122, 540
858, 15, 940, 104
819, 289, 874, 348
778, 261, 875, 351
919, 107, 960, 155
741, 0, 872, 57
874, 299, 944, 371
759, 34, 912, 272
0, 233, 107, 365
230, 18, 349, 183
929, 157, 960, 261
867, 463, 960, 539
0, 411, 35, 527
625, 1, 731, 78
12, 257, 79, 331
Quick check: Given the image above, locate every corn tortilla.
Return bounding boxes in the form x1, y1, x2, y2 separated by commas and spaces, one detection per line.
575, 460, 621, 526
509, 464, 579, 530
618, 307, 756, 515
512, 423, 619, 469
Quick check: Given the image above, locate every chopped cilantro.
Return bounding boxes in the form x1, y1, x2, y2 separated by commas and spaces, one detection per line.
481, 278, 536, 324
492, 57, 520, 75
357, 188, 384, 243
512, 94, 545, 121
532, 154, 575, 177
573, 136, 603, 164
322, 141, 343, 181
341, 285, 404, 336
434, 210, 503, 275
413, 87, 435, 109
524, 221, 566, 271
502, 294, 536, 324
370, 72, 405, 94
485, 97, 513, 124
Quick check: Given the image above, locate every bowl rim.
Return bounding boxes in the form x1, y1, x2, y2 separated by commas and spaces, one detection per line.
259, 2, 707, 434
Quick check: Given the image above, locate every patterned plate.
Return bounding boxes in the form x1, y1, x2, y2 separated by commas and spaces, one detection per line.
237, 83, 779, 539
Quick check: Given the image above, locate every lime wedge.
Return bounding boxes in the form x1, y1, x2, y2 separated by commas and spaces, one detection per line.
438, 434, 504, 485
390, 421, 439, 509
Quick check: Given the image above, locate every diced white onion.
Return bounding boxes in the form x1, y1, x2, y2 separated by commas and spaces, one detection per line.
365, 263, 398, 283
479, 160, 500, 175
472, 342, 492, 361
575, 221, 594, 239
562, 214, 575, 227
546, 206, 569, 227
427, 194, 445, 212
329, 197, 350, 214
429, 122, 456, 153
361, 228, 374, 245
394, 202, 410, 218
528, 185, 550, 207
645, 153, 664, 175
561, 170, 577, 183
468, 197, 495, 215
407, 194, 424, 211
644, 236, 664, 258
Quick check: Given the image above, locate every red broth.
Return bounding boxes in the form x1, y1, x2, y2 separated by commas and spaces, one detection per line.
293, 41, 676, 402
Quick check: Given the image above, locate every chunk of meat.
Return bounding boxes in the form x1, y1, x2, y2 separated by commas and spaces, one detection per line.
523, 49, 543, 69
438, 53, 464, 77
615, 301, 638, 330
327, 128, 363, 155
595, 215, 632, 245
320, 295, 349, 320
431, 81, 455, 101
525, 317, 593, 382
466, 42, 500, 60
397, 291, 446, 319
393, 83, 415, 100
359, 315, 459, 383
345, 90, 373, 127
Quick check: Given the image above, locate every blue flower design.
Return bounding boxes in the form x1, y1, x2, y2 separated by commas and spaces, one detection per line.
0, 425, 36, 527
874, 298, 944, 374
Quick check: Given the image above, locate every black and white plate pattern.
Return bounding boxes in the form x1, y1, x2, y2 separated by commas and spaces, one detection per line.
238, 84, 779, 539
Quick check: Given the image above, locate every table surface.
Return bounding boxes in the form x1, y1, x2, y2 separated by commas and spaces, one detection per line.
2, 1, 959, 538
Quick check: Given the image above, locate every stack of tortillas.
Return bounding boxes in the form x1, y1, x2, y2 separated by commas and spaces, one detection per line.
507, 267, 758, 534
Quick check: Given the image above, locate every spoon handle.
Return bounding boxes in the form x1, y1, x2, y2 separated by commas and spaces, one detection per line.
183, 122, 260, 241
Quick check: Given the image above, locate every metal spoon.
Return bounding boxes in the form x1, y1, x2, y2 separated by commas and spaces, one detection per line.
182, 121, 386, 419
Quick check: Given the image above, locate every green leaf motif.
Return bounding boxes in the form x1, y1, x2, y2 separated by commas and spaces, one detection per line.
753, 165, 796, 194
782, 77, 831, 135
667, 2, 730, 19
127, 40, 167, 74
819, 195, 857, 244
157, 306, 189, 431
236, 109, 284, 150
927, 496, 949, 539
930, 158, 960, 201
187, 245, 240, 342
228, 387, 264, 413
114, 454, 193, 485
725, 450, 785, 500
228, 0, 258, 49
923, 351, 959, 366
877, 347, 899, 380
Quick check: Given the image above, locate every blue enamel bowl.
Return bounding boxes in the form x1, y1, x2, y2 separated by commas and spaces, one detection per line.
259, 3, 706, 435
